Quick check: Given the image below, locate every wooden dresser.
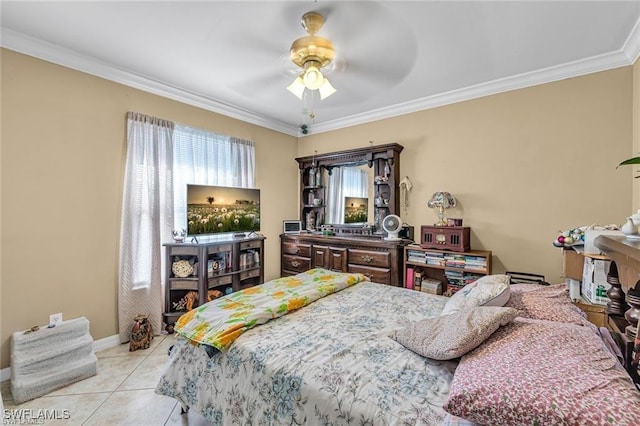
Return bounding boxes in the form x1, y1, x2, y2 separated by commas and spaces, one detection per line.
281, 233, 410, 286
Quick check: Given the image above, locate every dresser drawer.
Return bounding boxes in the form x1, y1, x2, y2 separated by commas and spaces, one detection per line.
241, 240, 262, 250
348, 264, 391, 285
282, 242, 311, 258
348, 249, 390, 268
282, 255, 311, 273
206, 244, 233, 254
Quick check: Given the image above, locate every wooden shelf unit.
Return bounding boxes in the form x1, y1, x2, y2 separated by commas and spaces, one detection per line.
403, 244, 492, 295
163, 236, 265, 333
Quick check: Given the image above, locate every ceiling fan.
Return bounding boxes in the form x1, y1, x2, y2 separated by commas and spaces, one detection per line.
286, 11, 337, 101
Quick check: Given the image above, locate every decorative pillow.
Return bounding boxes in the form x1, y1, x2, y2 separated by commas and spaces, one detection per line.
443, 317, 640, 424
505, 283, 590, 325
440, 274, 511, 316
391, 306, 519, 360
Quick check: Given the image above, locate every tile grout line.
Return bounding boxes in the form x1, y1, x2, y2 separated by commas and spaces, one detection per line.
82, 340, 161, 424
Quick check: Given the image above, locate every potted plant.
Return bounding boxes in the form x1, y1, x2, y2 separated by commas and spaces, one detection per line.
618, 156, 640, 177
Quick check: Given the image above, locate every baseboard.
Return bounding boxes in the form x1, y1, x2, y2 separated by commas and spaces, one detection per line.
92, 334, 121, 353
0, 334, 121, 383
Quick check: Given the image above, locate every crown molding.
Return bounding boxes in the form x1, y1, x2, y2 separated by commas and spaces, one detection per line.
3, 24, 639, 139
311, 48, 635, 135
0, 29, 300, 137
623, 15, 640, 64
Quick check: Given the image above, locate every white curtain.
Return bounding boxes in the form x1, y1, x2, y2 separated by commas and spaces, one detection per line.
172, 125, 255, 229
118, 112, 174, 342
327, 167, 369, 224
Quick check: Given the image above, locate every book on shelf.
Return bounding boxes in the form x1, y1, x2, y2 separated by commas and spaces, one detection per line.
446, 284, 465, 295
414, 269, 423, 292
406, 266, 414, 290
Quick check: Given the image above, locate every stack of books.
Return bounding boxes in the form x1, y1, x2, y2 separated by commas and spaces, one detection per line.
444, 270, 465, 290
444, 253, 466, 268
465, 255, 487, 270
407, 250, 426, 263
425, 252, 445, 266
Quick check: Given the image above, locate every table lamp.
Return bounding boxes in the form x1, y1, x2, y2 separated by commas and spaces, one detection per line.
427, 191, 456, 226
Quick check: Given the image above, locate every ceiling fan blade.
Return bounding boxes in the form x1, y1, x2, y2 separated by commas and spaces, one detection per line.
319, 2, 418, 98
229, 73, 289, 99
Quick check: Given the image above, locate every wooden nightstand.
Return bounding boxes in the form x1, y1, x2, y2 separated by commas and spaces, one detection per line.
572, 297, 607, 328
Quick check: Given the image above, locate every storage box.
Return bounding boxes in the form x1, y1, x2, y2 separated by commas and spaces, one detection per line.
420, 278, 443, 295
581, 255, 612, 305
562, 248, 584, 281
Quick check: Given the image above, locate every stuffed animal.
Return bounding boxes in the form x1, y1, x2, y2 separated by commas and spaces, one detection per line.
129, 313, 153, 352
207, 289, 223, 301
184, 291, 199, 311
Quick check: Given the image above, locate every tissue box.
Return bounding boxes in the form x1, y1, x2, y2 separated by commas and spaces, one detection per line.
581, 255, 612, 305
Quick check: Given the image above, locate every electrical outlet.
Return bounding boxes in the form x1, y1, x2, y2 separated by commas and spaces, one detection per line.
49, 313, 63, 328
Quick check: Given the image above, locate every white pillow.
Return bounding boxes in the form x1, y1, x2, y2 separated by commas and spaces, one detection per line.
391, 306, 519, 360
441, 274, 511, 316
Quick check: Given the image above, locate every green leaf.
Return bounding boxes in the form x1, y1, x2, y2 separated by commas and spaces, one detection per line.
617, 157, 640, 168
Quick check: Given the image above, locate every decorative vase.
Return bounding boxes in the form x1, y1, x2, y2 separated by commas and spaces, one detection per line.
621, 217, 637, 236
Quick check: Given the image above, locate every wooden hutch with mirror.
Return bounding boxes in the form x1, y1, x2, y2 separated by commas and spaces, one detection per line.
281, 143, 412, 286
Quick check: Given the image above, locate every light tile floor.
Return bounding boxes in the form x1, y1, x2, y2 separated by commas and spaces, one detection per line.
1, 334, 213, 425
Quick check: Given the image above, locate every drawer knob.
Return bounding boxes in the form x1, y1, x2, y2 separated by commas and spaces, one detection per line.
361, 255, 374, 263
292, 247, 300, 254
291, 260, 300, 268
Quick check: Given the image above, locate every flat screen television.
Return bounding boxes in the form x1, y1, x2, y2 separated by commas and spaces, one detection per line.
344, 196, 368, 223
186, 184, 260, 236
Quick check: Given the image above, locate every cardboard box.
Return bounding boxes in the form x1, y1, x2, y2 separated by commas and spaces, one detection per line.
421, 278, 443, 295
562, 248, 584, 281
581, 255, 612, 305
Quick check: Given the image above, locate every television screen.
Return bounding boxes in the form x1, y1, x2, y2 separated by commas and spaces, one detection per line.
344, 196, 368, 223
186, 184, 260, 236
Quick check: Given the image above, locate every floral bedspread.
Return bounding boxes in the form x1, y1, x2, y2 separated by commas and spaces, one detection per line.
157, 280, 469, 425
175, 268, 369, 350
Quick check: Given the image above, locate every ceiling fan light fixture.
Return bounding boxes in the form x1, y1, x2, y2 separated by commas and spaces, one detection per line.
286, 11, 337, 101
287, 76, 305, 99
302, 65, 324, 90
318, 78, 336, 100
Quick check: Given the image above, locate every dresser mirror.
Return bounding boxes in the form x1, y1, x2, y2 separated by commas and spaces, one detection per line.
295, 143, 403, 235
325, 164, 374, 225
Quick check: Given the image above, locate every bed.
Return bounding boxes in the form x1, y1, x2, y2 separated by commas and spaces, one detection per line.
156, 268, 640, 425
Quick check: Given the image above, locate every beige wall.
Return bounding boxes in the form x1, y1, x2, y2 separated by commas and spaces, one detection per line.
1, 48, 636, 371
0, 49, 299, 369
302, 67, 633, 283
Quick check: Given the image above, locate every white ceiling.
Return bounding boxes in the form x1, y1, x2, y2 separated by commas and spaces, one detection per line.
2, 1, 640, 136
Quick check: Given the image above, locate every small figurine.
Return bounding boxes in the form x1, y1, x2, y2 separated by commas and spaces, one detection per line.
172, 228, 187, 243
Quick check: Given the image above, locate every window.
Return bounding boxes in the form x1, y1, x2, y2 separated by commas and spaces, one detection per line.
172, 124, 255, 230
